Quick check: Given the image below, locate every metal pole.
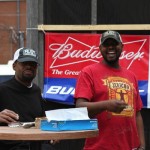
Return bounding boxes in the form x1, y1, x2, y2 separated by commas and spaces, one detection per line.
91, 0, 97, 25
17, 0, 20, 48
91, 0, 97, 33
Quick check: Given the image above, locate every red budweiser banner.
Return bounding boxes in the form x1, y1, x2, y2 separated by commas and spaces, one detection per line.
43, 33, 149, 108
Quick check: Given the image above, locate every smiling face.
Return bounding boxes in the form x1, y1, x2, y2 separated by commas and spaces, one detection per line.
100, 38, 123, 68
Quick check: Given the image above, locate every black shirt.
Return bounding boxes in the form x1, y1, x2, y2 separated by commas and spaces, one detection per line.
0, 77, 45, 149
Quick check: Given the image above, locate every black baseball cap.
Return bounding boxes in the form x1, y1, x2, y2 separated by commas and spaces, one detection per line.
100, 30, 122, 45
13, 47, 38, 63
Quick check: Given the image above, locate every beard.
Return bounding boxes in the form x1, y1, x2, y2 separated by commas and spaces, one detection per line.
103, 56, 120, 64
21, 73, 35, 83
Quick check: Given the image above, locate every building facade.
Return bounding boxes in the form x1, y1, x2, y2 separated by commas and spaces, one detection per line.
0, 0, 26, 64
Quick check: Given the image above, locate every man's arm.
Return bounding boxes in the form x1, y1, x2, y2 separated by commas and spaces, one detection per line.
136, 111, 145, 150
76, 98, 127, 118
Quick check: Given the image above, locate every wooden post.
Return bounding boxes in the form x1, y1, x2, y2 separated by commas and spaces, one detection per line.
26, 0, 44, 89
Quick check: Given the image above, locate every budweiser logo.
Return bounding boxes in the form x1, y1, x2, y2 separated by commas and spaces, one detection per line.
48, 36, 146, 69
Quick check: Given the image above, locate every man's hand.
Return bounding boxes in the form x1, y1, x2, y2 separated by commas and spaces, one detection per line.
106, 100, 128, 113
0, 109, 19, 124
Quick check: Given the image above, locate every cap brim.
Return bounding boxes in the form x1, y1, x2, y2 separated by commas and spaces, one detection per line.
101, 35, 121, 44
17, 57, 38, 63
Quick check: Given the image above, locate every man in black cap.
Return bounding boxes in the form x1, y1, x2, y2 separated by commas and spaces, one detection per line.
0, 47, 45, 150
75, 31, 145, 150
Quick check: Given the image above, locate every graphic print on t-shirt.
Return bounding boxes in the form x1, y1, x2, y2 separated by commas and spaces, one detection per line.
102, 76, 134, 117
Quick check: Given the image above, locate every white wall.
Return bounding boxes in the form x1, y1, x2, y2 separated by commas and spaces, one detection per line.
0, 60, 15, 75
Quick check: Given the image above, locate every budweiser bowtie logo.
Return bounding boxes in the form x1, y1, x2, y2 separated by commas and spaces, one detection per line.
48, 36, 146, 69
45, 34, 148, 80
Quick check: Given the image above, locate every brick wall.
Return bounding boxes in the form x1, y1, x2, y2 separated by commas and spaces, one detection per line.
0, 0, 26, 64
